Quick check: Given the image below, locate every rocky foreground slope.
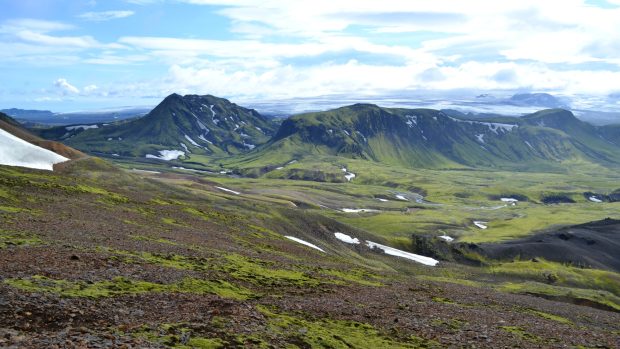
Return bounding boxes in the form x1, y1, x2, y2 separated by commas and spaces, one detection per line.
0, 159, 618, 348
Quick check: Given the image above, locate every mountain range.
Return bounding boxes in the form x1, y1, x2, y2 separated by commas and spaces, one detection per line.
258, 105, 620, 170
25, 93, 620, 171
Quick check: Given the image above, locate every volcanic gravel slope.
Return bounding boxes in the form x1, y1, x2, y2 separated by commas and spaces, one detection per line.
480, 218, 620, 272
0, 159, 619, 348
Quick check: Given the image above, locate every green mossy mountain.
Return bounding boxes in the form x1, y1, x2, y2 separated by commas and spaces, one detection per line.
260, 105, 620, 169
55, 94, 277, 157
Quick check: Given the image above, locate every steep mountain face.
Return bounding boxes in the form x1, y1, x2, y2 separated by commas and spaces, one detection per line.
266, 105, 620, 169
61, 94, 277, 158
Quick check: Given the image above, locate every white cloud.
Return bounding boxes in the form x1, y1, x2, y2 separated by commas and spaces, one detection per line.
83, 84, 98, 93
4, 1, 620, 104
78, 11, 135, 22
54, 78, 80, 94
0, 19, 73, 34
16, 31, 101, 48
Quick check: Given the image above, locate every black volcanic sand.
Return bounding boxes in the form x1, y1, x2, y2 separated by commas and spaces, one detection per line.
479, 218, 620, 272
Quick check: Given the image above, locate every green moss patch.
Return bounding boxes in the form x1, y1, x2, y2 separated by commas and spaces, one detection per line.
0, 230, 42, 248
131, 324, 226, 348
318, 268, 383, 287
4, 275, 253, 300
499, 326, 542, 342
524, 309, 572, 325
258, 305, 440, 348
223, 253, 320, 287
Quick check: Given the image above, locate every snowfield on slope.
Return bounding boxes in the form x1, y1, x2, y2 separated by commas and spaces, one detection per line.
145, 150, 185, 161
284, 236, 325, 252
0, 128, 69, 171
341, 208, 380, 213
342, 167, 356, 181
334, 232, 360, 244
215, 186, 241, 195
366, 240, 438, 266
65, 124, 98, 131
473, 221, 488, 229
438, 235, 454, 242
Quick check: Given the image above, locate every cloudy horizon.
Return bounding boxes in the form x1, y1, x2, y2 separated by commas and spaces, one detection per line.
1, 0, 620, 112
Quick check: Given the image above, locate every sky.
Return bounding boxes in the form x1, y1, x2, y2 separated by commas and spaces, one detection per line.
1, 0, 620, 112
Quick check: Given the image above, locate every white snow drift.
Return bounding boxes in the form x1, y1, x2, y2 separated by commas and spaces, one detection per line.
438, 235, 454, 242
145, 150, 185, 161
0, 128, 69, 171
334, 232, 360, 244
366, 240, 439, 266
341, 208, 380, 213
473, 221, 488, 229
284, 236, 325, 252
215, 186, 241, 195
342, 167, 356, 181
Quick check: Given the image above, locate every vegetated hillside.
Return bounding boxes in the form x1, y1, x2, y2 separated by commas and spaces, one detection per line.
1, 158, 619, 347
57, 94, 278, 158
254, 105, 620, 170
0, 112, 84, 160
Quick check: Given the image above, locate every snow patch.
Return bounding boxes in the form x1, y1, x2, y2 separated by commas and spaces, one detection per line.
145, 150, 184, 161
356, 131, 367, 142
172, 166, 212, 174
131, 168, 160, 174
342, 208, 380, 213
179, 143, 190, 153
589, 196, 603, 203
215, 186, 240, 195
334, 232, 360, 244
0, 128, 69, 171
500, 198, 518, 202
524, 141, 534, 150
438, 235, 454, 242
500, 197, 517, 206
285, 236, 325, 252
476, 134, 485, 143
275, 167, 284, 170
66, 124, 98, 131
243, 141, 255, 150
395, 194, 409, 201
366, 240, 438, 266
184, 135, 200, 147
342, 167, 356, 181
405, 114, 418, 128
473, 221, 488, 229
198, 134, 213, 144
449, 117, 517, 134
377, 198, 389, 202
